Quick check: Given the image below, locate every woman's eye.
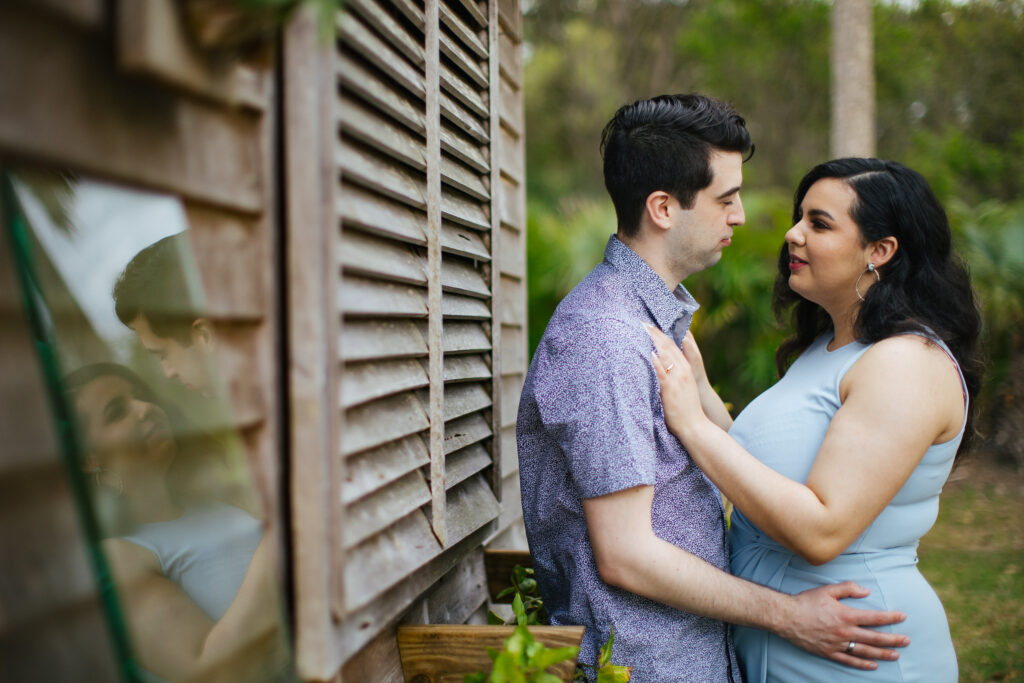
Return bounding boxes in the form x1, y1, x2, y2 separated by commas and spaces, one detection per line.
104, 398, 127, 423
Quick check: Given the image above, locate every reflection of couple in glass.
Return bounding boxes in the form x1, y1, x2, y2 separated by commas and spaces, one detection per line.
67, 235, 284, 682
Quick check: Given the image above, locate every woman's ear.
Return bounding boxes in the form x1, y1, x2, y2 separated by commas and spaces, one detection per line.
870, 236, 899, 268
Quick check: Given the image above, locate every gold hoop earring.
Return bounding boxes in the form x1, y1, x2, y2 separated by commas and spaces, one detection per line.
855, 262, 880, 302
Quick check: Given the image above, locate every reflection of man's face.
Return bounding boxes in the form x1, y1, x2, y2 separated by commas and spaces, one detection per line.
130, 314, 213, 395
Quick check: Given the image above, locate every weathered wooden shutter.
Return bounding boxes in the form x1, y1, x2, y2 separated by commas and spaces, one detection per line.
327, 0, 524, 666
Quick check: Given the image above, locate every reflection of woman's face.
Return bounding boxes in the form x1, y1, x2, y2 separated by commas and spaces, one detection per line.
74, 375, 175, 476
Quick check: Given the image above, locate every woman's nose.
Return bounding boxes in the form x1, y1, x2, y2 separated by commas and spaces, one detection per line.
784, 222, 803, 245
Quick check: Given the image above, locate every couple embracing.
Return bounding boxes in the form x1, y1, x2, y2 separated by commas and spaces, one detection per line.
517, 94, 979, 682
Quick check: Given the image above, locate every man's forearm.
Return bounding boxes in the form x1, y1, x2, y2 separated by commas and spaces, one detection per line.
600, 531, 789, 632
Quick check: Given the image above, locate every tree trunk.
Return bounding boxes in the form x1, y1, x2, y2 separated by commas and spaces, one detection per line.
831, 0, 875, 158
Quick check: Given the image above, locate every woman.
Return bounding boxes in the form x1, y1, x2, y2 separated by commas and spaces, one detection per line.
647, 158, 981, 682
65, 363, 285, 682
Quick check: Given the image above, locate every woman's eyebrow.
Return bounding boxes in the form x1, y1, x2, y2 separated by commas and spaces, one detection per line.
807, 208, 835, 221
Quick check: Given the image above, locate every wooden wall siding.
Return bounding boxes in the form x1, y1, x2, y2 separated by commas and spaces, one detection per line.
0, 1, 285, 673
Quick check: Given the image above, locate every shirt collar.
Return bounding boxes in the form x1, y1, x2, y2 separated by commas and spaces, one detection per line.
603, 235, 699, 343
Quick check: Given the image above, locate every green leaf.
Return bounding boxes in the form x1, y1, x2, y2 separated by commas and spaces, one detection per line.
531, 646, 580, 671
598, 627, 614, 667
596, 664, 632, 683
512, 593, 527, 626
534, 673, 564, 683
518, 577, 538, 593
463, 673, 487, 683
488, 610, 507, 625
496, 586, 516, 600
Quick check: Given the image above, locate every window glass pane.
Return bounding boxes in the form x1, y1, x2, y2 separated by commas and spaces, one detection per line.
3, 168, 294, 683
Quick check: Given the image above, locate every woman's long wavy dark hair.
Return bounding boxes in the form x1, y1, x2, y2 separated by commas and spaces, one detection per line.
773, 158, 983, 460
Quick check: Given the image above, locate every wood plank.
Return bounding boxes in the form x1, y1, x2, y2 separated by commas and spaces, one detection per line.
500, 372, 521, 427
390, 0, 425, 27
440, 62, 488, 120
498, 224, 525, 278
498, 123, 523, 182
117, 0, 267, 110
337, 139, 427, 210
185, 205, 263, 320
443, 413, 492, 455
496, 471, 523, 536
423, 0, 448, 548
340, 319, 427, 362
499, 77, 523, 137
440, 2, 488, 59
283, 11, 340, 677
337, 51, 426, 136
347, 0, 425, 68
440, 155, 489, 202
498, 174, 523, 229
340, 357, 429, 408
499, 275, 525, 325
449, 0, 488, 29
342, 390, 429, 456
444, 383, 492, 421
339, 276, 428, 318
338, 12, 425, 100
340, 228, 427, 285
419, 549, 488, 626
486, 520, 528, 552
339, 524, 492, 660
500, 324, 525, 375
343, 509, 441, 614
33, 0, 105, 27
440, 29, 488, 89
343, 469, 431, 548
444, 354, 492, 383
397, 625, 583, 683
499, 423, 519, 479
441, 187, 490, 230
484, 548, 533, 602
0, 5, 263, 214
338, 183, 427, 246
440, 223, 490, 261
440, 91, 489, 144
443, 322, 491, 355
498, 0, 522, 41
342, 434, 430, 504
440, 121, 489, 174
498, 30, 521, 89
445, 443, 491, 490
446, 474, 501, 547
340, 95, 428, 173
441, 257, 490, 298
487, 0, 506, 503
442, 293, 491, 320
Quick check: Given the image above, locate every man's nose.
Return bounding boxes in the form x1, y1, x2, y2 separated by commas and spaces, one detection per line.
729, 196, 745, 226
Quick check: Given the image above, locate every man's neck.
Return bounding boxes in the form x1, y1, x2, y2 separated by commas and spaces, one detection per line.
616, 232, 686, 291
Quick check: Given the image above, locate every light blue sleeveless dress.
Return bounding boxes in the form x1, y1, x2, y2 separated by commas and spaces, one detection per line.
728, 332, 964, 682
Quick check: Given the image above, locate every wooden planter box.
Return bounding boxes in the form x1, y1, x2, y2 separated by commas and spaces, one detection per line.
397, 550, 585, 682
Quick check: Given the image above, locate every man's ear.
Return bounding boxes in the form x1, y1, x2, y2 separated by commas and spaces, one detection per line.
190, 318, 216, 351
869, 236, 898, 268
643, 191, 675, 232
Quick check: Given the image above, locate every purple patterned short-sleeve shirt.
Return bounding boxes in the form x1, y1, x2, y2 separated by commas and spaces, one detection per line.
517, 236, 740, 682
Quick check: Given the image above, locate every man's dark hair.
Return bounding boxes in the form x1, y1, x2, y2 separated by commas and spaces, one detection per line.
600, 94, 753, 237
113, 233, 204, 345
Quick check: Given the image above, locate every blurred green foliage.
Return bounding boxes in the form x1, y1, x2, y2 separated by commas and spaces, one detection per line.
524, 0, 1024, 438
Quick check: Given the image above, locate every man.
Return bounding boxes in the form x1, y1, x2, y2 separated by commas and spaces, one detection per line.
517, 94, 908, 681
113, 233, 219, 396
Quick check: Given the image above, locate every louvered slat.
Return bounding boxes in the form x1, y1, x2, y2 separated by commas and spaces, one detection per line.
341, 434, 430, 505
342, 391, 430, 456
339, 276, 428, 318
341, 357, 429, 408
341, 319, 427, 362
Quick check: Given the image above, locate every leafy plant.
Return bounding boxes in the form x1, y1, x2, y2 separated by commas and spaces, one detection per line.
478, 565, 631, 682
464, 594, 580, 683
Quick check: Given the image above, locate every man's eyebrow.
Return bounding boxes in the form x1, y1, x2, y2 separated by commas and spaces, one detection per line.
807, 208, 835, 221
716, 186, 741, 200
